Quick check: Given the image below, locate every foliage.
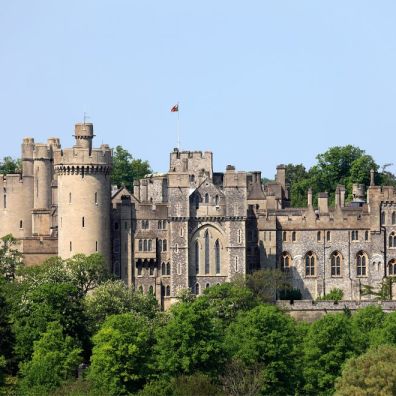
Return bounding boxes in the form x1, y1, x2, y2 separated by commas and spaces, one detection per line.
317, 288, 344, 301
278, 287, 302, 300
302, 313, 357, 395
0, 282, 14, 374
0, 356, 6, 387
225, 304, 300, 395
154, 299, 224, 377
361, 277, 396, 301
0, 157, 20, 175
111, 145, 151, 191
0, 234, 23, 282
18, 321, 82, 396
246, 269, 290, 302
88, 313, 154, 395
51, 379, 108, 396
84, 280, 159, 332
369, 311, 396, 347
335, 345, 396, 396
11, 282, 87, 363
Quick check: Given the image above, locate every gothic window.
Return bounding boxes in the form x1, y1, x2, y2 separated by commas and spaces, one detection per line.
166, 286, 170, 296
393, 212, 396, 225
204, 193, 209, 203
356, 251, 368, 277
195, 240, 199, 274
205, 230, 210, 274
166, 262, 171, 275
280, 252, 291, 272
292, 231, 296, 242
351, 230, 359, 241
282, 231, 287, 242
317, 231, 321, 242
331, 251, 342, 277
195, 283, 200, 295
139, 240, 143, 251
326, 231, 331, 242
389, 232, 396, 248
215, 239, 221, 274
161, 262, 166, 275
305, 251, 316, 277
381, 212, 386, 225
389, 259, 396, 276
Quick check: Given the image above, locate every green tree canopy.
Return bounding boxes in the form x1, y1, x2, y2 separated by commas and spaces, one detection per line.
0, 234, 23, 282
18, 321, 83, 396
224, 304, 300, 396
111, 146, 151, 191
88, 313, 154, 395
335, 345, 396, 396
0, 157, 20, 175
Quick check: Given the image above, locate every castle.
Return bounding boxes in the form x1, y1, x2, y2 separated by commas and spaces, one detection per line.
1, 122, 396, 308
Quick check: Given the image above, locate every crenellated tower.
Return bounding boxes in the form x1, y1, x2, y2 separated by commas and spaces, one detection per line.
54, 123, 112, 265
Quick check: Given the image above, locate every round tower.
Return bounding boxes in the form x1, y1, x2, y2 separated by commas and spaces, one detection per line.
54, 123, 112, 266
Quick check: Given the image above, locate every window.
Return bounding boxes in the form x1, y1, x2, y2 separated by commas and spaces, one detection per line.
148, 240, 152, 251
149, 285, 154, 294
205, 230, 210, 274
195, 240, 199, 274
305, 251, 316, 277
137, 262, 142, 276
292, 231, 296, 242
381, 212, 386, 225
206, 283, 210, 289
204, 193, 209, 203
195, 283, 200, 295
389, 232, 396, 248
389, 259, 396, 276
215, 195, 219, 206
19, 220, 23, 229
166, 262, 171, 275
281, 252, 291, 272
163, 240, 167, 251
166, 286, 170, 296
139, 240, 143, 251
69, 192, 72, 204
238, 229, 242, 244
158, 240, 162, 252
95, 241, 98, 251
331, 251, 342, 277
82, 217, 85, 227
95, 192, 98, 204
161, 262, 166, 275
142, 220, 149, 229
356, 251, 368, 277
317, 231, 321, 242
326, 231, 331, 242
282, 231, 287, 242
215, 239, 221, 274
365, 231, 369, 241
235, 256, 239, 272
143, 240, 148, 251
393, 212, 396, 225
351, 230, 359, 241
70, 241, 72, 252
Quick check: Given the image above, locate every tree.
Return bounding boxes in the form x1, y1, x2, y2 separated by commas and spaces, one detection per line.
224, 305, 300, 396
302, 313, 357, 395
111, 146, 151, 191
0, 281, 14, 373
65, 253, 110, 295
84, 280, 159, 332
369, 311, 396, 347
335, 345, 396, 396
154, 300, 224, 377
88, 313, 154, 395
0, 234, 23, 281
18, 321, 83, 396
0, 157, 20, 175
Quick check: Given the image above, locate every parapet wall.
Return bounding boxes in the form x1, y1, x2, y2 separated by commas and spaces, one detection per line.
54, 147, 112, 168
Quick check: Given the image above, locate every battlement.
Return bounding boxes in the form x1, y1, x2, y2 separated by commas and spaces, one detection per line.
169, 149, 213, 177
54, 146, 112, 169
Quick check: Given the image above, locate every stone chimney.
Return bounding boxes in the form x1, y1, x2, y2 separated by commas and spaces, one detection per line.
307, 188, 313, 207
276, 165, 286, 189
318, 192, 329, 214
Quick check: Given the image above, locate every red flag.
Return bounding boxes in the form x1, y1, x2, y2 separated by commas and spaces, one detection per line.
171, 104, 179, 112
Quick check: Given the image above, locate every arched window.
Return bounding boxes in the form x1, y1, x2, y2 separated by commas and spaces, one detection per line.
388, 259, 396, 276
161, 262, 166, 275
326, 231, 331, 242
215, 239, 221, 274
305, 251, 316, 277
195, 283, 200, 295
381, 212, 386, 225
166, 262, 171, 275
280, 252, 291, 272
393, 212, 396, 225
356, 251, 368, 276
282, 231, 287, 242
292, 231, 296, 242
331, 251, 342, 277
204, 193, 209, 203
206, 283, 210, 289
389, 232, 396, 248
195, 240, 199, 274
205, 230, 210, 274
166, 285, 170, 296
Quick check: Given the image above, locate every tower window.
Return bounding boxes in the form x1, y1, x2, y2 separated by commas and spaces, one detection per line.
326, 231, 331, 242
95, 241, 98, 251
82, 217, 85, 227
69, 192, 72, 204
3, 195, 6, 208
70, 241, 72, 252
95, 192, 98, 205
19, 220, 23, 229
282, 231, 287, 242
205, 230, 210, 274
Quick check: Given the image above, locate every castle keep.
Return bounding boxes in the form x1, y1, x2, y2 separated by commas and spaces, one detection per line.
2, 123, 396, 308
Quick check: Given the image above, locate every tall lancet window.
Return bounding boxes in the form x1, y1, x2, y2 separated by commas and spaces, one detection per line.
205, 230, 210, 274
215, 239, 221, 274
195, 240, 199, 274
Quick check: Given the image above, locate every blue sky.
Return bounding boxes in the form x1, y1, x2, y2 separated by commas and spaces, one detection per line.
1, 1, 395, 178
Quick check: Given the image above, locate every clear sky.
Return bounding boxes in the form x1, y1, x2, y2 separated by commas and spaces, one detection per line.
1, 1, 395, 178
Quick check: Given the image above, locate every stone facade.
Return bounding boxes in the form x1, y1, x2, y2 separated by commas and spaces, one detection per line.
1, 122, 396, 308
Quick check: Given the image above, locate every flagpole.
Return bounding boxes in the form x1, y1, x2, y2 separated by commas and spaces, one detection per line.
177, 102, 180, 150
